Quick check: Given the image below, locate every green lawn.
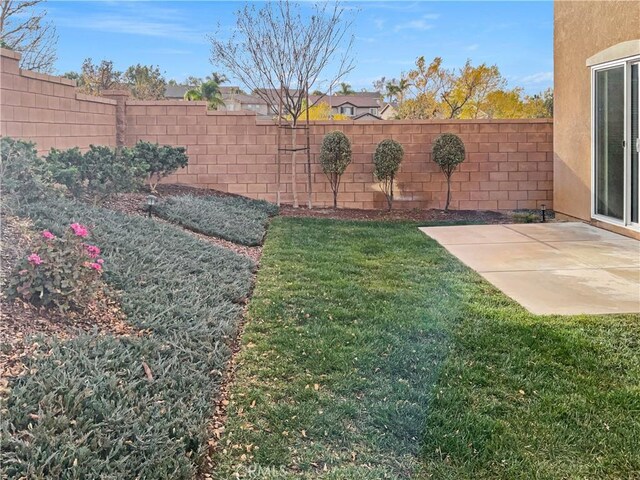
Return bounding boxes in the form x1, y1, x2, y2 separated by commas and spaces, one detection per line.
214, 217, 640, 479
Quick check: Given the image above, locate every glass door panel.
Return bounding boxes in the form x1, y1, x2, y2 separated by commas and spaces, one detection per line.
631, 63, 639, 224
595, 66, 625, 220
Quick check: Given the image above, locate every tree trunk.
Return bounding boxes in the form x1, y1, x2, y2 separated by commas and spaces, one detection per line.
445, 175, 451, 211
333, 175, 338, 209
291, 120, 298, 208
305, 82, 313, 209
388, 180, 394, 211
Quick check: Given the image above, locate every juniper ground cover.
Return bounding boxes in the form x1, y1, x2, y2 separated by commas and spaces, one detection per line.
1, 197, 257, 478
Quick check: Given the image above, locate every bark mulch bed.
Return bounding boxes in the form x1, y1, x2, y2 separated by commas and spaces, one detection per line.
0, 215, 136, 384
280, 205, 515, 223
108, 184, 538, 225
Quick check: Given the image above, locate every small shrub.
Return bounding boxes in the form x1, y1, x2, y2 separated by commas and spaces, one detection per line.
0, 136, 51, 203
155, 194, 275, 246
45, 145, 147, 204
6, 223, 105, 311
432, 133, 466, 211
373, 139, 404, 210
45, 146, 85, 197
319, 131, 352, 209
133, 141, 189, 192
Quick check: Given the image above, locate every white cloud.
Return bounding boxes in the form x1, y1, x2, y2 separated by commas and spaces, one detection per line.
393, 13, 439, 32
55, 15, 207, 43
466, 44, 479, 51
393, 19, 433, 32
521, 71, 553, 83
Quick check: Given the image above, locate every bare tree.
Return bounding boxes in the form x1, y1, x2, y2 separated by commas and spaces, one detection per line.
209, 0, 355, 208
0, 0, 57, 73
76, 58, 122, 96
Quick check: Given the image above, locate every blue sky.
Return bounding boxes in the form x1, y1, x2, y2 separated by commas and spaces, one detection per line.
48, 0, 553, 95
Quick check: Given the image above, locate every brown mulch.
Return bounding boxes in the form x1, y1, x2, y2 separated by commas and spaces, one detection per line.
0, 215, 136, 382
279, 205, 514, 223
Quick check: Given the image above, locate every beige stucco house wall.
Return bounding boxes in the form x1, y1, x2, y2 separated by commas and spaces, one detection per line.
554, 1, 640, 238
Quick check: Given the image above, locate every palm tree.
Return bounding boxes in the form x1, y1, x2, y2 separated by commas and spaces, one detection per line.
385, 82, 400, 102
207, 72, 228, 84
184, 80, 225, 109
337, 82, 355, 95
396, 77, 410, 104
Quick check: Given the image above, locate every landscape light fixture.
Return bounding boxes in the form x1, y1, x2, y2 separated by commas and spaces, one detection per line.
541, 204, 546, 223
147, 194, 157, 218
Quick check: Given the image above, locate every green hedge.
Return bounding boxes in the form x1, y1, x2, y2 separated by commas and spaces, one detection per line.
155, 194, 278, 246
1, 197, 255, 478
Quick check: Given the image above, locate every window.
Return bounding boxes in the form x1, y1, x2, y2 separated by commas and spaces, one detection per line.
369, 108, 378, 115
340, 106, 354, 116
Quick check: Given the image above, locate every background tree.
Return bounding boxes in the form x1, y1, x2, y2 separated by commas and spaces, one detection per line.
373, 139, 404, 210
431, 133, 466, 211
296, 101, 348, 121
441, 61, 505, 118
338, 82, 355, 95
183, 80, 225, 109
398, 56, 509, 120
373, 76, 388, 94
210, 0, 354, 208
207, 72, 228, 84
319, 131, 352, 209
123, 64, 166, 100
185, 76, 203, 87
76, 59, 122, 96
0, 0, 57, 73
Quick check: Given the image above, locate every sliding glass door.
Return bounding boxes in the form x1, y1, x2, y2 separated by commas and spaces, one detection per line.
632, 63, 639, 224
593, 58, 640, 229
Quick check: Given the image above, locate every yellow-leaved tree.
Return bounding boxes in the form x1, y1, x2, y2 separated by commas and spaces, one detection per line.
396, 56, 552, 119
289, 101, 349, 121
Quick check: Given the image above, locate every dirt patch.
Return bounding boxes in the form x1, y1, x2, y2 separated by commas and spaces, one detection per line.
0, 215, 135, 381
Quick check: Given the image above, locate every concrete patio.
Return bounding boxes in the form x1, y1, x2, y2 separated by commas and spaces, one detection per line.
420, 222, 640, 315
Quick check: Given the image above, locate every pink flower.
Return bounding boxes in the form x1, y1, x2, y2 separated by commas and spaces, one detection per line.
27, 253, 43, 265
89, 262, 102, 271
70, 223, 89, 237
42, 230, 55, 240
85, 245, 101, 258
96, 258, 105, 264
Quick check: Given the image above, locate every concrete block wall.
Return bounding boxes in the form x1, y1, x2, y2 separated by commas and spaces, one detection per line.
0, 48, 116, 154
126, 100, 553, 210
1, 47, 553, 210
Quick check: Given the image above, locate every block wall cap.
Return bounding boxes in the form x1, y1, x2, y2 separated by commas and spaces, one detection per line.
0, 47, 21, 60
20, 68, 76, 87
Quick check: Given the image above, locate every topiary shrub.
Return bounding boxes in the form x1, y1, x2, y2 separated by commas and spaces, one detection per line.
6, 223, 105, 312
431, 133, 466, 211
373, 139, 404, 210
45, 145, 148, 204
0, 137, 52, 203
319, 131, 352, 209
132, 141, 189, 193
